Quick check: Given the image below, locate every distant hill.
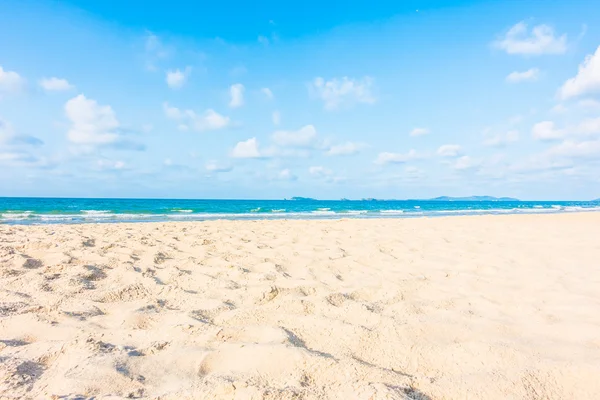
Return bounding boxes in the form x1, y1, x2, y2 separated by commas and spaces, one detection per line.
428, 196, 519, 202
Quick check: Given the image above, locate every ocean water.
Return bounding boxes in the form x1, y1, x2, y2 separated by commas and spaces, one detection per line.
1, 197, 600, 225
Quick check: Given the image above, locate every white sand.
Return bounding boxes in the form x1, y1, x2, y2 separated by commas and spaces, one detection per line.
1, 213, 600, 399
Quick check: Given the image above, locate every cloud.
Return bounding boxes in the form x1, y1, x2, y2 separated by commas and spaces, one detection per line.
437, 144, 462, 157
577, 117, 600, 136
374, 149, 419, 165
65, 94, 120, 146
206, 160, 232, 172
506, 68, 540, 83
229, 83, 244, 108
166, 67, 191, 89
547, 139, 600, 160
409, 127, 429, 137
484, 130, 519, 147
578, 99, 600, 110
551, 104, 568, 114
144, 32, 169, 71
0, 65, 25, 95
261, 88, 274, 99
326, 142, 364, 156
0, 117, 43, 147
532, 118, 600, 142
231, 137, 263, 159
272, 111, 281, 125
97, 159, 125, 170
532, 121, 564, 141
0, 151, 45, 167
453, 156, 478, 170
271, 125, 318, 148
493, 22, 567, 55
39, 77, 74, 91
558, 45, 600, 99
163, 102, 230, 132
310, 76, 375, 110
277, 168, 297, 181
309, 166, 333, 177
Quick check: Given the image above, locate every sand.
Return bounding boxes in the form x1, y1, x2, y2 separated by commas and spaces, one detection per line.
1, 213, 600, 399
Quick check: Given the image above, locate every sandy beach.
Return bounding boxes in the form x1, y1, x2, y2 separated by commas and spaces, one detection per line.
1, 213, 600, 399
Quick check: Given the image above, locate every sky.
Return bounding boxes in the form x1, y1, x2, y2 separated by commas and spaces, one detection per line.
1, 0, 600, 200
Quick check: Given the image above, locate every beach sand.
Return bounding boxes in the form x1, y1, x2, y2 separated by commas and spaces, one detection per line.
1, 213, 600, 399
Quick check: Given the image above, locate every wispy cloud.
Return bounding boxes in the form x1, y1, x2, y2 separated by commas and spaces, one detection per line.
310, 76, 375, 110
494, 22, 567, 55
163, 102, 230, 132
229, 83, 244, 108
506, 68, 540, 83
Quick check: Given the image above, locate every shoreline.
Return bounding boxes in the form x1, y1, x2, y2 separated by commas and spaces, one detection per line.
2, 212, 599, 398
3, 208, 600, 226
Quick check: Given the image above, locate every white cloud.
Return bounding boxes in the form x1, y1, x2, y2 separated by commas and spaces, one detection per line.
0, 117, 43, 147
229, 83, 244, 108
494, 22, 567, 55
309, 166, 332, 176
484, 130, 519, 147
532, 121, 564, 141
506, 68, 540, 83
0, 66, 25, 95
454, 156, 478, 170
231, 137, 263, 159
65, 94, 120, 146
206, 160, 232, 172
277, 168, 297, 181
310, 76, 375, 110
0, 151, 44, 167
578, 99, 600, 110
163, 102, 230, 132
374, 150, 419, 165
39, 77, 74, 91
326, 142, 363, 156
558, 45, 600, 99
97, 159, 125, 170
547, 139, 600, 160
261, 88, 274, 99
272, 111, 281, 125
166, 67, 191, 89
272, 125, 317, 148
577, 117, 600, 136
437, 144, 462, 157
163, 102, 183, 119
410, 127, 429, 137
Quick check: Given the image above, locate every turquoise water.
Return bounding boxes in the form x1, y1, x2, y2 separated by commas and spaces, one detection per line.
1, 197, 599, 225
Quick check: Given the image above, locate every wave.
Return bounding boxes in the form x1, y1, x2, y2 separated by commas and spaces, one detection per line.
3, 204, 600, 225
172, 209, 193, 213
343, 210, 368, 215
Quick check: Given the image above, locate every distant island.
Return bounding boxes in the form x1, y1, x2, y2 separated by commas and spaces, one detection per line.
285, 197, 317, 201
427, 196, 519, 202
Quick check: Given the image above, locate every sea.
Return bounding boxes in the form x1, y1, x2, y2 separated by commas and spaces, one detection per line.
1, 197, 599, 225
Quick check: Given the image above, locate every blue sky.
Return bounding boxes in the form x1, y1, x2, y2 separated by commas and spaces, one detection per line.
1, 0, 600, 200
